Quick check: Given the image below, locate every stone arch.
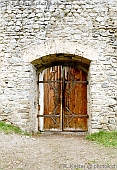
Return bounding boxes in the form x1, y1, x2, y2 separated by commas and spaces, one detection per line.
31, 53, 90, 73
23, 39, 99, 69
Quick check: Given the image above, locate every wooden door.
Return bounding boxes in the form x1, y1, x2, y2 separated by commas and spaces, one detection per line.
38, 66, 88, 132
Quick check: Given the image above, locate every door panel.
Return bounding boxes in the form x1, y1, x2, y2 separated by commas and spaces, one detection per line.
64, 67, 87, 131
38, 66, 88, 131
43, 66, 62, 130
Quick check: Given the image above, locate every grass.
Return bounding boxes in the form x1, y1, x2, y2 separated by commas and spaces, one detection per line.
86, 131, 117, 148
0, 121, 30, 136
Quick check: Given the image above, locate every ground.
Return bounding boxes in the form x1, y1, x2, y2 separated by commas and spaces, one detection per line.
0, 132, 117, 170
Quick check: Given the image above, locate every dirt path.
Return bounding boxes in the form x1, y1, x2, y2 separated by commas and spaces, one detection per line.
0, 132, 117, 170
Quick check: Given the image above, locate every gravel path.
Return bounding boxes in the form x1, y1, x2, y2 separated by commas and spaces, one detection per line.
0, 132, 117, 170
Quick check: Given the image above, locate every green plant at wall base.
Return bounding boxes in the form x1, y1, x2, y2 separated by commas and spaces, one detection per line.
86, 131, 117, 148
0, 121, 30, 136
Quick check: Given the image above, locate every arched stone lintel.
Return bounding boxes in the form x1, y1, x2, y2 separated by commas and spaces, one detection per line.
31, 53, 90, 73
23, 39, 99, 64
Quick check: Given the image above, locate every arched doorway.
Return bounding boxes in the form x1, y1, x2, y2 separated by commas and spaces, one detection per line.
23, 40, 99, 133
37, 65, 88, 132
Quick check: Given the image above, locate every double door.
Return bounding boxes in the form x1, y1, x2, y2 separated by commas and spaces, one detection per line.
38, 66, 88, 132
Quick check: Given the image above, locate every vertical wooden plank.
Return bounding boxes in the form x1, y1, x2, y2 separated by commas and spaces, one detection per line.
44, 68, 48, 129
82, 70, 87, 131
65, 67, 69, 129
77, 70, 83, 130
70, 67, 75, 129
51, 66, 55, 129
74, 68, 80, 129
60, 66, 63, 130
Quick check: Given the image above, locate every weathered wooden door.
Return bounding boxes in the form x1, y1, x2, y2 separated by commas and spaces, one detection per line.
38, 66, 88, 132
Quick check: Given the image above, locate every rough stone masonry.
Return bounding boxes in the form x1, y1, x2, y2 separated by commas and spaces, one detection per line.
0, 0, 117, 133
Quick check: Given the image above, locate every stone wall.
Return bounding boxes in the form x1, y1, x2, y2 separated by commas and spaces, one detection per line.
0, 0, 117, 133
